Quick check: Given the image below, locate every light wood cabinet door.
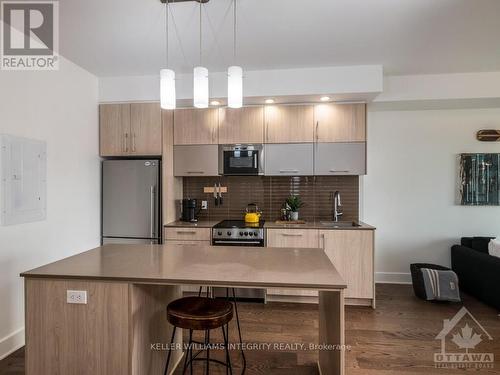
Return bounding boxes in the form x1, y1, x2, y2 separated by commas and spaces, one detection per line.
174, 108, 219, 145
99, 104, 131, 156
267, 228, 319, 248
314, 103, 366, 142
130, 103, 162, 155
164, 227, 211, 241
267, 229, 320, 297
219, 106, 264, 144
264, 105, 314, 143
320, 230, 374, 299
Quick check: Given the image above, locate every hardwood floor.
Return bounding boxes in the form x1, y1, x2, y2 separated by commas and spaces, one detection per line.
1, 284, 499, 374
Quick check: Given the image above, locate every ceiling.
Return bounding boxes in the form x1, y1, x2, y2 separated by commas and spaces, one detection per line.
59, 0, 500, 77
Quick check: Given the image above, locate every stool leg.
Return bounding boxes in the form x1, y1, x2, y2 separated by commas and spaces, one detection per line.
231, 288, 246, 374
205, 329, 210, 375
222, 324, 233, 375
163, 326, 177, 375
182, 330, 193, 375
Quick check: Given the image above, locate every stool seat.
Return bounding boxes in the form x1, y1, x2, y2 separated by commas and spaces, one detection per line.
167, 296, 233, 330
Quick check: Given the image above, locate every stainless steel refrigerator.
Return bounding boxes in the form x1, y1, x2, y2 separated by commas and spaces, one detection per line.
102, 160, 161, 245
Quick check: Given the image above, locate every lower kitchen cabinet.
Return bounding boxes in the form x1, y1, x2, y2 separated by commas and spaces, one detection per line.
173, 145, 219, 177
264, 144, 314, 176
164, 227, 211, 241
320, 229, 374, 305
266, 229, 320, 298
164, 227, 212, 293
314, 142, 366, 175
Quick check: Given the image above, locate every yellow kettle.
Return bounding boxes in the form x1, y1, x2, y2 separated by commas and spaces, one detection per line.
244, 203, 261, 223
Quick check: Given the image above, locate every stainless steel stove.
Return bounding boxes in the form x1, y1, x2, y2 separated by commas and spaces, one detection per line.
212, 220, 266, 301
212, 220, 265, 247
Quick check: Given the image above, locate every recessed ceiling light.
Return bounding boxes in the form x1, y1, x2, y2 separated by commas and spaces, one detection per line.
210, 100, 221, 106
320, 96, 331, 102
265, 99, 275, 104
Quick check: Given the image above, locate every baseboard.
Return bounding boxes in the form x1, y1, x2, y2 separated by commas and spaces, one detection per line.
0, 327, 25, 361
375, 272, 412, 284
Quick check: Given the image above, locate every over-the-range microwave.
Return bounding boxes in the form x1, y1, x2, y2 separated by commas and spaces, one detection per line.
218, 144, 264, 176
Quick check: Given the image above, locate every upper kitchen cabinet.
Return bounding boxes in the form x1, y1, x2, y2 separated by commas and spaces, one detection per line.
314, 142, 366, 175
174, 108, 219, 145
99, 104, 131, 157
314, 103, 366, 142
129, 103, 162, 155
218, 106, 264, 144
99, 103, 162, 157
173, 145, 219, 176
264, 105, 314, 143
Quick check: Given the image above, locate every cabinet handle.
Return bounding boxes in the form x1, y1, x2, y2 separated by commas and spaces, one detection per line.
132, 133, 136, 152
186, 171, 204, 174
279, 169, 299, 173
177, 230, 197, 234
124, 133, 129, 152
329, 170, 350, 173
281, 233, 303, 237
315, 121, 319, 142
265, 122, 269, 143
321, 233, 325, 250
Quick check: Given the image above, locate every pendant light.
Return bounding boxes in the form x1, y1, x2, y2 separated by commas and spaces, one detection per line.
193, 1, 209, 108
228, 0, 242, 108
160, 0, 176, 110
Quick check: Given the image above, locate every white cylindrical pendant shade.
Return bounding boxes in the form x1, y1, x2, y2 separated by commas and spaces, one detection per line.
160, 69, 176, 110
193, 66, 209, 108
228, 65, 243, 108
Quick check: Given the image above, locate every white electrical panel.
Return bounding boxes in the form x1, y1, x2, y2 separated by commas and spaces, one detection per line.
1, 135, 47, 226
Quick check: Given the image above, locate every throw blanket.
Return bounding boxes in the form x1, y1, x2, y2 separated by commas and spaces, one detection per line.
421, 268, 461, 302
488, 238, 500, 258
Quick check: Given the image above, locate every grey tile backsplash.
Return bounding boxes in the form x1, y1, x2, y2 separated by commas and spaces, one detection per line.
182, 176, 359, 222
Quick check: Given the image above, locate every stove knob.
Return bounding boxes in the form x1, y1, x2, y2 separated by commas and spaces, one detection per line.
239, 232, 244, 236
218, 231, 222, 236
227, 231, 232, 236
244, 232, 249, 236
248, 232, 253, 236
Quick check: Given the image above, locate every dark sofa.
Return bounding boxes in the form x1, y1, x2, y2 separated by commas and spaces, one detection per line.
451, 237, 500, 311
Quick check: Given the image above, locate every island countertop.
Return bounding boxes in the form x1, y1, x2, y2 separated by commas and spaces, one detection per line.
21, 244, 347, 290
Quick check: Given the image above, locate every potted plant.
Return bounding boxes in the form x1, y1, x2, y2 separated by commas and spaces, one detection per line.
285, 195, 304, 221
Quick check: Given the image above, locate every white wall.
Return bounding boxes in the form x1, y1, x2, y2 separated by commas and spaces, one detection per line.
99, 65, 383, 103
363, 107, 500, 283
0, 58, 99, 359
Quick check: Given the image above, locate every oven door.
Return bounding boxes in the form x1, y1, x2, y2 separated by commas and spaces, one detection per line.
219, 145, 263, 175
212, 239, 264, 247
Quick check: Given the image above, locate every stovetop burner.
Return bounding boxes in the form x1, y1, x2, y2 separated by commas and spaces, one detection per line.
213, 220, 265, 229
212, 220, 265, 244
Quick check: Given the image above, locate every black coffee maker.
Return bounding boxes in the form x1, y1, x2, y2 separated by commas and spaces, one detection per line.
181, 199, 199, 222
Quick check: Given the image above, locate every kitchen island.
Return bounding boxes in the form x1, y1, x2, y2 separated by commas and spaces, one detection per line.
21, 244, 346, 375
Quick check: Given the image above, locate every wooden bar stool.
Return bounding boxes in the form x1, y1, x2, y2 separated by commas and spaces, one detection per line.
163, 296, 234, 375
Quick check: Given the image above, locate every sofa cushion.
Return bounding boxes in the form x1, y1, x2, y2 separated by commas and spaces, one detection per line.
460, 237, 473, 248
471, 237, 495, 254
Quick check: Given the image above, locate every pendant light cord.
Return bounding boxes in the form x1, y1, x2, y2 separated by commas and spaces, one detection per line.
199, 1, 202, 66
165, 0, 169, 67
233, 0, 236, 63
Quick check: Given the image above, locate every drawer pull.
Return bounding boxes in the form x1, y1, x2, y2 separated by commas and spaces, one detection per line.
279, 169, 299, 173
177, 230, 197, 234
281, 233, 303, 237
329, 170, 350, 173
187, 171, 204, 174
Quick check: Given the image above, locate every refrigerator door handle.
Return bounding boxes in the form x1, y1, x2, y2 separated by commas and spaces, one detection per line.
150, 185, 155, 238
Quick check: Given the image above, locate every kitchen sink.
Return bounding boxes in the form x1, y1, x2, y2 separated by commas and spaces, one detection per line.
319, 221, 361, 228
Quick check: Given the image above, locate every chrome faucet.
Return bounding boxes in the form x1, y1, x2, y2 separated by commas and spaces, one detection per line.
333, 191, 343, 222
